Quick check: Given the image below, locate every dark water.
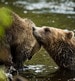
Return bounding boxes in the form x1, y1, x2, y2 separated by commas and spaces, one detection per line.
0, 0, 75, 81
18, 65, 75, 81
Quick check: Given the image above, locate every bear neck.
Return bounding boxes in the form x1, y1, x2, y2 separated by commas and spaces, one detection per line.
44, 40, 75, 68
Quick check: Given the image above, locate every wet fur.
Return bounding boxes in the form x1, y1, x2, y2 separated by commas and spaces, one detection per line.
1, 12, 41, 69
33, 26, 75, 70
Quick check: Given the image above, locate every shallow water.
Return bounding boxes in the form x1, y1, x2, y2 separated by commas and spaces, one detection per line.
0, 0, 75, 81
19, 65, 75, 81
1, 0, 75, 14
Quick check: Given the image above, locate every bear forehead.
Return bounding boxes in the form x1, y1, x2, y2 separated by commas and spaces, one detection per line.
42, 26, 66, 35
41, 26, 74, 39
42, 26, 64, 32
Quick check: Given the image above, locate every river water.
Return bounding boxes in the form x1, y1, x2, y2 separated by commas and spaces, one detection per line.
0, 0, 75, 81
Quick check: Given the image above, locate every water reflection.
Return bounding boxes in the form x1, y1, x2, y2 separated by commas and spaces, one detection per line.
19, 65, 75, 81
49, 69, 75, 81
1, 0, 75, 14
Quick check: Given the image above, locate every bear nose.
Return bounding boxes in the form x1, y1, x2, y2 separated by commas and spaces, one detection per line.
32, 27, 35, 31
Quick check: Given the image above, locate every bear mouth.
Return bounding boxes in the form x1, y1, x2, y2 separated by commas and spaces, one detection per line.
33, 31, 44, 45
34, 35, 44, 45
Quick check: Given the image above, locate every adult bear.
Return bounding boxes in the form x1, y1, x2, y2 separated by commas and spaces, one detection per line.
1, 11, 41, 70
33, 26, 75, 70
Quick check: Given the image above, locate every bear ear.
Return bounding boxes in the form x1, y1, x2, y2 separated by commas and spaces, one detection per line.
66, 31, 74, 39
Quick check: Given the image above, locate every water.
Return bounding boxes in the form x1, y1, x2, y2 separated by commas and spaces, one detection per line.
19, 65, 75, 81
0, 0, 75, 81
14, 0, 75, 14
1, 0, 75, 14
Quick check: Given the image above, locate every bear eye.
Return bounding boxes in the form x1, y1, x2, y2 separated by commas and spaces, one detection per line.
44, 28, 50, 33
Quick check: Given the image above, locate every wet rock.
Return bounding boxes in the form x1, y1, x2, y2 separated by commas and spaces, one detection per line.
13, 75, 28, 81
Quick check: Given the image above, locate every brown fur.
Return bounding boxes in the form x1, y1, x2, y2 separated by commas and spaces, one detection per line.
33, 26, 75, 70
0, 12, 41, 69
0, 37, 13, 66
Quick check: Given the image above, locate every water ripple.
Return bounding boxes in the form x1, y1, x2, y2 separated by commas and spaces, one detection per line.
14, 0, 75, 14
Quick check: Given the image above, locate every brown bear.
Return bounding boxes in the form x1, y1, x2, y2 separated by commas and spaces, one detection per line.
33, 26, 75, 70
0, 32, 13, 67
0, 11, 41, 70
